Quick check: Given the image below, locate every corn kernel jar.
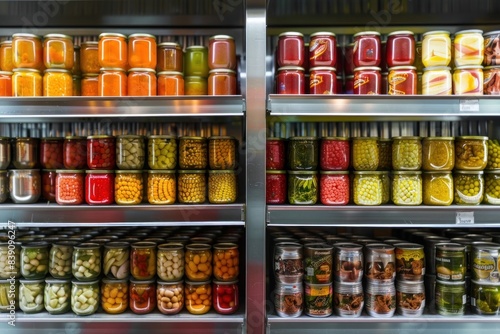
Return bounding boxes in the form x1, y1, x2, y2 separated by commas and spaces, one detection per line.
98, 33, 128, 69
116, 135, 145, 170
484, 170, 500, 204
288, 170, 318, 205
378, 138, 392, 170
185, 244, 213, 282
185, 280, 212, 315
208, 170, 237, 204
423, 171, 454, 206
177, 170, 206, 204
392, 171, 422, 205
44, 278, 71, 314
213, 243, 239, 281
114, 170, 143, 205
12, 33, 43, 69
392, 136, 422, 170
12, 68, 42, 96
71, 279, 99, 316
352, 137, 379, 171
454, 170, 484, 205
80, 41, 99, 74
455, 136, 488, 170
43, 69, 73, 96
147, 170, 176, 205
209, 136, 237, 170
422, 137, 455, 171
179, 136, 207, 169
100, 278, 128, 314
43, 34, 74, 70
157, 243, 184, 282
352, 171, 383, 205
148, 135, 177, 170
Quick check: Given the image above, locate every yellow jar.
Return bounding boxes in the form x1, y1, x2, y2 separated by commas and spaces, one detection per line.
148, 135, 177, 170
12, 68, 42, 96
422, 30, 451, 67
185, 76, 208, 95
392, 171, 422, 205
422, 66, 452, 95
208, 170, 237, 204
101, 278, 128, 314
43, 69, 73, 96
12, 33, 43, 69
454, 170, 484, 205
423, 171, 454, 206
177, 170, 206, 204
455, 136, 488, 170
352, 171, 383, 205
0, 40, 13, 71
378, 139, 392, 171
179, 136, 207, 169
147, 170, 176, 205
80, 41, 100, 74
115, 170, 143, 205
213, 243, 239, 281
487, 139, 500, 169
422, 137, 455, 171
43, 34, 74, 70
484, 170, 500, 204
209, 136, 237, 170
185, 280, 212, 314
454, 29, 484, 67
392, 136, 422, 170
185, 244, 212, 282
352, 137, 379, 171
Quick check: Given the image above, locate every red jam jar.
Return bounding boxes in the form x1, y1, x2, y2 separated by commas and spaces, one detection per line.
98, 33, 128, 69
213, 280, 239, 315
266, 170, 287, 204
386, 31, 416, 67
63, 136, 87, 169
344, 43, 355, 76
277, 32, 304, 67
320, 137, 350, 170
388, 66, 417, 95
157, 42, 183, 72
157, 71, 184, 96
127, 68, 157, 96
85, 170, 115, 205
266, 138, 286, 170
87, 135, 116, 169
41, 169, 56, 202
55, 169, 84, 205
276, 66, 305, 94
353, 66, 381, 95
309, 67, 337, 94
353, 31, 381, 67
345, 75, 354, 94
128, 33, 157, 69
309, 32, 337, 67
40, 137, 64, 169
130, 279, 156, 314
319, 171, 350, 205
208, 35, 236, 70
208, 69, 237, 95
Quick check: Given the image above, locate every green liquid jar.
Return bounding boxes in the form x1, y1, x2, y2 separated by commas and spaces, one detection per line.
288, 137, 318, 171
435, 280, 466, 315
288, 170, 318, 205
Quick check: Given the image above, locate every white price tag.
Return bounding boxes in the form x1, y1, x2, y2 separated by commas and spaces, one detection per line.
456, 211, 474, 225
459, 99, 479, 112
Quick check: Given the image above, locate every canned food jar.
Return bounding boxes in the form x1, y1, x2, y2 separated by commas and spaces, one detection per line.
456, 136, 488, 170
72, 75, 81, 96
85, 170, 114, 205
319, 171, 349, 205
100, 278, 128, 314
213, 280, 239, 315
55, 169, 84, 205
277, 32, 304, 67
288, 136, 318, 170
0, 40, 13, 71
471, 280, 500, 315
0, 71, 12, 96
177, 170, 206, 204
309, 66, 337, 94
115, 170, 143, 205
208, 170, 237, 204
98, 33, 128, 69
277, 66, 305, 94
43, 69, 73, 96
20, 242, 49, 279
472, 243, 500, 282
127, 68, 156, 96
274, 242, 303, 283
388, 66, 417, 95
12, 33, 42, 69
333, 281, 363, 317
454, 170, 484, 205
157, 42, 183, 72
287, 170, 318, 205
320, 137, 349, 171
43, 34, 74, 70
208, 35, 236, 70
485, 170, 500, 204
353, 66, 381, 94
80, 41, 99, 74
304, 243, 333, 283
267, 138, 286, 170
19, 279, 45, 313
0, 279, 17, 312
128, 33, 156, 69
184, 76, 207, 95
391, 171, 422, 206
71, 279, 99, 315
422, 137, 455, 171
148, 135, 177, 170
453, 65, 483, 95
147, 170, 176, 205
185, 244, 212, 282
81, 73, 98, 96
157, 280, 184, 315
39, 138, 63, 169
208, 69, 236, 95
436, 243, 466, 281
386, 31, 415, 67
303, 282, 332, 317
209, 136, 236, 170
185, 280, 211, 315
178, 136, 207, 169
98, 67, 127, 96
49, 241, 76, 279
0, 170, 7, 203
352, 171, 383, 206
365, 282, 396, 317
454, 29, 484, 66
44, 278, 71, 314
157, 71, 184, 95
274, 282, 303, 317
87, 135, 116, 169
423, 171, 454, 206
102, 242, 129, 280
309, 32, 336, 67
396, 280, 425, 316
365, 243, 396, 283
131, 241, 157, 280
72, 243, 101, 281
484, 30, 500, 66
353, 31, 381, 67
334, 242, 363, 283
392, 136, 422, 170
422, 30, 451, 67
378, 139, 392, 171
9, 169, 41, 204
157, 243, 184, 282
116, 135, 145, 170
484, 66, 500, 95
12, 68, 42, 96
394, 243, 425, 281
436, 280, 466, 315
266, 170, 287, 204
0, 242, 20, 278
422, 66, 452, 95
184, 46, 209, 77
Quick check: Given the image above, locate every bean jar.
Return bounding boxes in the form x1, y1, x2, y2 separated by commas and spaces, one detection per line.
72, 243, 101, 281
85, 170, 114, 205
87, 135, 116, 169
213, 280, 239, 315
0, 71, 12, 96
213, 243, 239, 281
453, 65, 484, 95
44, 278, 71, 314
116, 135, 145, 170
148, 135, 177, 170
103, 242, 129, 280
208, 35, 236, 70
179, 136, 207, 169
100, 278, 128, 314
320, 137, 349, 170
98, 67, 127, 96
309, 32, 336, 67
396, 280, 425, 316
130, 241, 156, 280
157, 243, 184, 282
309, 66, 337, 94
55, 169, 84, 205
455, 136, 488, 170
471, 280, 500, 315
386, 31, 415, 67
365, 282, 396, 317
353, 31, 381, 67
422, 66, 452, 95
157, 280, 184, 315
43, 34, 73, 70
454, 29, 484, 66
423, 171, 454, 206
288, 136, 318, 170
392, 171, 422, 206
454, 170, 484, 205
266, 170, 287, 204
41, 169, 56, 202
319, 171, 349, 205
484, 66, 500, 95
21, 242, 49, 279
49, 241, 76, 279
276, 66, 305, 94
185, 244, 212, 282
19, 279, 45, 313
128, 33, 156, 69
81, 73, 99, 96
177, 170, 206, 204
288, 170, 318, 205
185, 280, 212, 315
0, 170, 7, 203
9, 169, 41, 204
12, 33, 42, 69
0, 40, 13, 71
71, 279, 99, 315
422, 137, 455, 171
277, 32, 304, 67
333, 281, 364, 317
353, 66, 381, 94
485, 170, 500, 204
127, 68, 156, 96
209, 136, 237, 170
267, 138, 286, 170
147, 170, 176, 205
12, 68, 42, 96
184, 45, 209, 77
392, 136, 422, 170
388, 66, 417, 95
422, 30, 451, 67
436, 280, 466, 315
13, 137, 38, 169
394, 243, 425, 281
352, 171, 383, 205
0, 242, 20, 278
157, 71, 184, 95
98, 33, 127, 69
157, 42, 183, 72
436, 243, 466, 281
0, 279, 17, 312
185, 76, 208, 95
352, 137, 379, 171
80, 41, 99, 74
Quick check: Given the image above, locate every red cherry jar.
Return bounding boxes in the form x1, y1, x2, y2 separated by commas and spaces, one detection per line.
41, 169, 56, 202
353, 31, 381, 67
85, 170, 115, 205
87, 135, 116, 169
266, 170, 287, 204
276, 66, 305, 94
64, 136, 87, 169
277, 32, 304, 67
309, 32, 337, 67
40, 137, 63, 169
309, 67, 337, 94
213, 280, 239, 315
266, 138, 286, 170
386, 30, 415, 67
320, 137, 350, 170
319, 171, 350, 205
353, 67, 381, 95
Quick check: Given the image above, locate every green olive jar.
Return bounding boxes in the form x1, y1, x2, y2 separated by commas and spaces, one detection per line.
454, 170, 484, 205
352, 171, 383, 206
392, 136, 422, 170
148, 135, 177, 170
422, 137, 455, 171
288, 170, 318, 205
392, 171, 422, 205
484, 170, 500, 204
352, 137, 379, 171
288, 137, 318, 171
423, 171, 453, 206
455, 136, 488, 171
471, 280, 500, 315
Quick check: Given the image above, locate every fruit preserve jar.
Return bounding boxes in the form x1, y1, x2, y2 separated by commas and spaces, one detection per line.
353, 31, 381, 67
98, 33, 128, 69
130, 279, 156, 314
185, 244, 213, 282
276, 66, 305, 94
147, 170, 176, 205
184, 46, 209, 77
43, 69, 73, 96
131, 241, 157, 280
71, 279, 99, 315
81, 73, 99, 96
43, 34, 74, 70
208, 69, 237, 95
0, 40, 13, 72
208, 35, 236, 70
267, 138, 286, 170
455, 136, 488, 170
388, 66, 417, 95
157, 42, 183, 72
40, 138, 63, 169
288, 170, 318, 205
80, 41, 99, 74
101, 278, 128, 314
288, 137, 318, 170
423, 171, 454, 206
266, 170, 287, 204
85, 170, 115, 205
320, 137, 350, 170
213, 280, 239, 314
0, 71, 12, 96
213, 243, 239, 281
353, 66, 381, 94
422, 31, 451, 67
98, 67, 127, 96
278, 32, 304, 67
12, 68, 42, 96
12, 33, 43, 69
55, 169, 84, 205
453, 65, 484, 95
87, 135, 116, 169
352, 171, 383, 206
128, 33, 156, 69
157, 71, 184, 96
309, 66, 337, 94
127, 68, 157, 96
185, 280, 212, 315
72, 243, 101, 281
386, 31, 415, 67
352, 137, 379, 171
41, 169, 56, 202
454, 170, 484, 205
392, 171, 422, 206
319, 171, 349, 205
157, 280, 184, 315
63, 136, 86, 169
309, 32, 337, 67
44, 278, 71, 314
392, 136, 422, 170
157, 243, 184, 282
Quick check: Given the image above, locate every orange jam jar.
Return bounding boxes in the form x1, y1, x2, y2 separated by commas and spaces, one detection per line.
0, 40, 13, 71
157, 42, 183, 72
128, 33, 157, 69
157, 71, 184, 96
43, 69, 73, 96
72, 45, 81, 75
185, 76, 207, 95
0, 71, 12, 96
12, 68, 42, 96
12, 33, 43, 69
127, 68, 157, 96
208, 69, 236, 95
80, 41, 100, 74
208, 35, 236, 70
72, 75, 81, 96
98, 67, 127, 96
98, 33, 128, 69
43, 34, 74, 70
81, 73, 99, 96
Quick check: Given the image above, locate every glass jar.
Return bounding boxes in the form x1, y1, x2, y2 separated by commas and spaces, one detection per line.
213, 243, 239, 281
43, 69, 73, 96
277, 32, 304, 67
386, 31, 415, 67
0, 137, 10, 170
333, 242, 364, 283
72, 243, 101, 281
309, 32, 337, 67
454, 170, 484, 205
213, 280, 239, 315
177, 170, 206, 204
55, 169, 84, 205
148, 135, 177, 170
157, 71, 184, 95
364, 243, 395, 283
488, 138, 500, 169
100, 278, 128, 314
98, 33, 127, 68
267, 138, 286, 170
303, 243, 333, 284
185, 280, 212, 315
184, 76, 208, 95
377, 139, 392, 171
276, 66, 305, 94
98, 67, 127, 96
209, 136, 237, 170
0, 71, 12, 96
396, 280, 425, 316
422, 137, 455, 171
320, 137, 349, 170
19, 279, 45, 313
184, 46, 209, 77
40, 138, 63, 169
81, 73, 99, 96
388, 66, 417, 95
436, 243, 466, 282
116, 135, 145, 170
208, 35, 236, 70
319, 171, 349, 205
12, 33, 42, 69
102, 242, 129, 280
44, 278, 70, 314
13, 137, 38, 169
455, 136, 488, 170
274, 241, 303, 282
208, 170, 237, 204
157, 42, 183, 72
394, 243, 425, 281
422, 66, 452, 95
146, 170, 176, 205
72, 45, 81, 75
352, 171, 383, 205
266, 170, 287, 204
157, 280, 184, 315
49, 241, 76, 279
484, 66, 500, 95
0, 242, 20, 278
485, 170, 500, 204
71, 279, 99, 315
87, 135, 116, 169
127, 68, 156, 96
436, 280, 466, 315
0, 40, 13, 71
9, 169, 41, 204
131, 241, 156, 280
0, 170, 7, 203
85, 170, 114, 205
157, 243, 184, 282
391, 171, 422, 206
422, 30, 451, 67
128, 33, 156, 69
0, 278, 17, 312
185, 244, 212, 282
309, 66, 337, 94
471, 280, 500, 315
274, 282, 303, 317
352, 137, 379, 171
43, 34, 73, 70
287, 170, 318, 205
12, 68, 42, 96
353, 31, 381, 67
288, 137, 318, 170
80, 41, 99, 74
208, 69, 237, 95
392, 136, 422, 170
454, 29, 484, 66
20, 241, 49, 279
179, 136, 207, 169
453, 65, 484, 95
423, 171, 454, 206
333, 281, 363, 317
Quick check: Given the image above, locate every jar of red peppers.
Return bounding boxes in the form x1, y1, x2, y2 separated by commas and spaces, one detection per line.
63, 136, 87, 169
40, 138, 63, 169
266, 138, 286, 170
87, 135, 116, 169
388, 66, 417, 95
278, 32, 304, 67
208, 35, 236, 70
41, 169, 56, 202
353, 31, 381, 67
276, 66, 305, 94
354, 67, 381, 95
309, 67, 337, 94
213, 280, 239, 315
55, 169, 84, 205
386, 31, 415, 67
85, 170, 115, 205
320, 137, 350, 170
309, 32, 337, 67
319, 171, 350, 205
131, 241, 157, 280
185, 280, 212, 315
266, 170, 287, 204
129, 279, 156, 314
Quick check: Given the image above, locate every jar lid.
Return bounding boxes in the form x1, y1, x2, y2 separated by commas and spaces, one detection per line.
365, 243, 395, 251
52, 240, 78, 247
457, 135, 488, 140
213, 242, 238, 250
20, 278, 45, 284
387, 30, 415, 36
87, 135, 113, 139
0, 40, 12, 46
180, 136, 206, 140
213, 279, 238, 285
158, 242, 184, 250
278, 31, 304, 37
147, 169, 176, 174
423, 136, 454, 141
423, 170, 452, 175
177, 170, 206, 174
115, 170, 143, 174
484, 66, 500, 71
74, 242, 100, 249
157, 42, 181, 48
287, 170, 318, 175
266, 170, 286, 175
392, 136, 421, 140
101, 277, 128, 284
128, 68, 156, 73
353, 31, 381, 37
13, 68, 41, 73
321, 136, 349, 141
86, 169, 115, 174
277, 66, 305, 72
454, 65, 483, 70
131, 241, 156, 248
353, 66, 381, 71
21, 241, 49, 248
352, 171, 384, 175
82, 73, 99, 78
185, 279, 211, 285
388, 66, 417, 71
455, 29, 483, 36
0, 71, 12, 75
208, 135, 235, 140
117, 134, 143, 139
485, 170, 500, 174
209, 34, 234, 40
472, 242, 500, 250
436, 280, 465, 286
43, 33, 72, 40
333, 242, 363, 251
309, 66, 336, 72
423, 66, 451, 72
288, 136, 317, 141
185, 45, 207, 50
471, 279, 500, 286
12, 33, 41, 39
157, 71, 184, 76
157, 279, 184, 285
148, 135, 177, 139
128, 33, 156, 40
186, 243, 211, 250
392, 170, 422, 175
422, 30, 450, 37
436, 242, 466, 251
56, 169, 84, 173
319, 170, 349, 175
81, 41, 98, 46
304, 242, 333, 251
454, 170, 484, 175
100, 67, 126, 72
104, 241, 129, 248
99, 32, 127, 39
130, 278, 155, 284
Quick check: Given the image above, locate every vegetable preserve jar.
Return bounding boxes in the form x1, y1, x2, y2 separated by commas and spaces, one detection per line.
98, 67, 127, 96
396, 280, 425, 316
147, 170, 176, 205
333, 242, 364, 283
19, 279, 45, 313
455, 136, 488, 170
87, 135, 116, 169
309, 32, 337, 67
209, 136, 237, 170
185, 280, 212, 315
0, 137, 10, 169
72, 243, 101, 281
0, 40, 13, 71
485, 170, 500, 204
208, 35, 236, 70
103, 242, 129, 280
304, 282, 332, 317
388, 66, 417, 95
130, 279, 156, 314
85, 170, 115, 205
128, 33, 156, 69
288, 170, 318, 205
184, 46, 209, 77
148, 135, 177, 169
157, 71, 184, 96
353, 66, 381, 94
274, 282, 303, 317
208, 69, 237, 95
184, 76, 208, 95
71, 279, 99, 315
422, 66, 452, 95
115, 170, 143, 205
386, 31, 415, 67
484, 66, 500, 95
43, 69, 73, 96
422, 137, 455, 171
157, 243, 184, 282
309, 66, 337, 94
0, 242, 20, 278
0, 71, 12, 96
277, 32, 304, 67
20, 242, 49, 279
98, 33, 128, 69
131, 241, 157, 280
288, 136, 318, 170
422, 30, 451, 67
423, 171, 454, 206
213, 280, 239, 314
128, 68, 157, 96
303, 243, 333, 284
116, 135, 145, 170
378, 139, 392, 170
44, 278, 71, 314
49, 240, 76, 279
394, 243, 425, 281
333, 281, 364, 317
471, 280, 500, 315
213, 243, 239, 281
352, 137, 379, 171
454, 29, 484, 66
365, 282, 396, 317
179, 136, 207, 169
43, 34, 74, 70
9, 169, 41, 204
81, 73, 99, 96
364, 243, 395, 283
0, 279, 17, 312
157, 42, 183, 72
319, 171, 349, 205
353, 31, 381, 67
185, 244, 212, 282
276, 66, 305, 94
454, 170, 484, 205
208, 170, 237, 204
266, 170, 287, 204
436, 243, 466, 282
320, 137, 349, 170
157, 280, 184, 315
80, 41, 99, 74
392, 136, 422, 170
436, 280, 466, 315
267, 138, 286, 170
12, 68, 42, 96
453, 65, 484, 95
40, 137, 63, 169
100, 278, 128, 314
352, 171, 383, 206
12, 33, 42, 69
177, 170, 206, 204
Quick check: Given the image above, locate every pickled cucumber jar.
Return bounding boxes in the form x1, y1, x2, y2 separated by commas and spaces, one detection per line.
185, 244, 212, 282
157, 280, 184, 315
208, 170, 237, 204
102, 242, 129, 280
179, 136, 207, 169
454, 170, 484, 205
100, 278, 128, 314
485, 170, 500, 204
288, 170, 318, 205
288, 137, 318, 170
157, 243, 184, 282
392, 136, 422, 170
185, 280, 212, 315
20, 242, 49, 279
49, 241, 76, 279
352, 171, 383, 205
422, 137, 455, 171
116, 135, 145, 170
177, 170, 206, 204
455, 136, 488, 170
72, 243, 101, 281
435, 280, 466, 315
148, 135, 177, 169
0, 242, 20, 278
352, 137, 379, 171
423, 171, 454, 206
147, 170, 176, 205
19, 279, 45, 313
209, 136, 237, 170
392, 171, 422, 205
44, 278, 71, 314
71, 279, 99, 316
0, 279, 17, 312
378, 138, 392, 170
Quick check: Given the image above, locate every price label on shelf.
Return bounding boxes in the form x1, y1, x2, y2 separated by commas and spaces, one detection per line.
459, 99, 479, 112
456, 211, 474, 225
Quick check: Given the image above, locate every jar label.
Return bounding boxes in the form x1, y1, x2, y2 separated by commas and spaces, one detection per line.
309, 39, 329, 60
388, 72, 408, 95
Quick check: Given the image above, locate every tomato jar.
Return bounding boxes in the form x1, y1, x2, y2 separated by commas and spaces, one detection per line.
277, 32, 304, 67
392, 136, 422, 170
157, 280, 184, 315
454, 30, 484, 66
185, 76, 208, 95
63, 136, 86, 169
455, 136, 488, 170
0, 71, 12, 96
266, 170, 287, 204
0, 40, 13, 71
20, 242, 49, 279
85, 170, 114, 205
391, 171, 422, 206
320, 137, 349, 170
423, 171, 454, 206
87, 135, 115, 169
177, 170, 206, 204
179, 136, 207, 169
100, 278, 128, 314
485, 170, 500, 204
44, 278, 71, 314
157, 42, 183, 72
131, 241, 156, 280
309, 66, 337, 94
454, 170, 484, 205
453, 65, 483, 95
185, 280, 212, 314
309, 32, 336, 67
422, 30, 451, 67
157, 243, 184, 281
147, 170, 176, 205
319, 171, 349, 205
127, 68, 156, 96
43, 69, 72, 96
12, 33, 42, 69
352, 137, 379, 171
70, 279, 99, 315
19, 279, 45, 313
116, 135, 145, 170
352, 171, 383, 206
40, 138, 63, 169
157, 71, 184, 95
9, 169, 41, 204
388, 66, 417, 95
386, 31, 415, 67
41, 169, 56, 202
128, 33, 156, 69
213, 280, 238, 314
43, 34, 73, 70
130, 279, 156, 314
208, 69, 237, 95
209, 35, 236, 70
81, 73, 98, 96
184, 46, 209, 77
55, 169, 84, 205
102, 242, 129, 279
12, 68, 42, 96
115, 170, 143, 205
422, 66, 452, 95
148, 135, 177, 169
353, 67, 381, 94
353, 31, 381, 67
98, 67, 127, 96
98, 33, 128, 69
80, 41, 99, 74
267, 137, 286, 170
288, 170, 318, 205
185, 244, 212, 282
288, 136, 318, 170
276, 66, 305, 94
213, 243, 239, 281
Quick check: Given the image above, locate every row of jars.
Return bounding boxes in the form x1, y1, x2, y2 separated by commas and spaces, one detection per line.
0, 277, 239, 316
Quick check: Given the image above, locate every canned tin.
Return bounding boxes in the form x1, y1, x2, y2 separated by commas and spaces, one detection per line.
472, 242, 500, 282
333, 242, 363, 283
333, 281, 363, 317
364, 243, 396, 283
274, 242, 303, 283
277, 32, 304, 67
396, 280, 425, 316
484, 30, 500, 66
304, 243, 333, 283
276, 66, 305, 94
309, 32, 337, 67
453, 65, 483, 95
353, 66, 381, 95
422, 66, 452, 95
353, 31, 381, 67
436, 243, 466, 281
422, 30, 451, 67
471, 280, 500, 315
395, 243, 425, 281
309, 66, 337, 94
435, 280, 466, 315
365, 282, 396, 317
386, 31, 415, 67
454, 29, 484, 66
484, 65, 500, 95
274, 282, 303, 317
304, 282, 332, 317
388, 66, 417, 95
